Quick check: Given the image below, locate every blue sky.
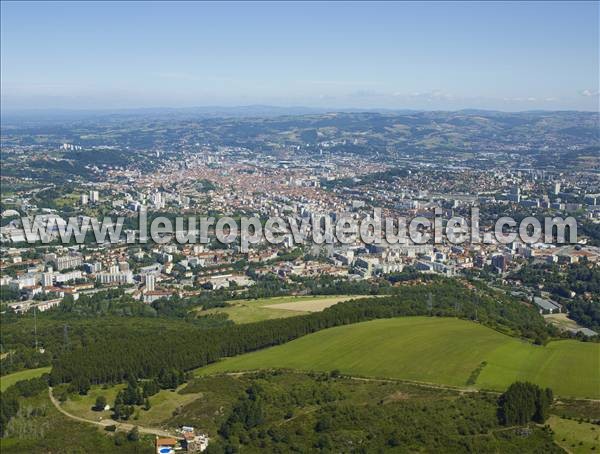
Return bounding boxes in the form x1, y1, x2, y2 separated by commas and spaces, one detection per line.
1, 1, 598, 111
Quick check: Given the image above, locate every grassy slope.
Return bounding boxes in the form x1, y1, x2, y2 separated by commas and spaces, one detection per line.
62, 384, 200, 427
547, 415, 600, 453
1, 367, 51, 392
197, 317, 600, 399
201, 301, 306, 324
61, 384, 125, 422
199, 295, 370, 324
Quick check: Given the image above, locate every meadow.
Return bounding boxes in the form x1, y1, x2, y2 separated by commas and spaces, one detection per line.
547, 415, 600, 453
1, 367, 51, 392
199, 294, 374, 324
197, 317, 600, 399
61, 383, 200, 427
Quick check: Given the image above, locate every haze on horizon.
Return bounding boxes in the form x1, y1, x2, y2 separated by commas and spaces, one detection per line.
1, 1, 598, 112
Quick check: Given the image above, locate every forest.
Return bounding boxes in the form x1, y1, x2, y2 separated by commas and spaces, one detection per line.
0, 271, 401, 375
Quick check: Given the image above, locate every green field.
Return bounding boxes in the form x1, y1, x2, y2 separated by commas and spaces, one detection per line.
1, 367, 51, 392
61, 383, 125, 421
197, 317, 600, 398
199, 295, 372, 324
62, 383, 200, 427
548, 415, 600, 453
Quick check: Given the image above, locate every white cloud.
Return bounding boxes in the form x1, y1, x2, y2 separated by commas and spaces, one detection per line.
580, 89, 600, 97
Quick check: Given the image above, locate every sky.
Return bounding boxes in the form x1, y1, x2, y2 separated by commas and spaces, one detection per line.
1, 1, 598, 111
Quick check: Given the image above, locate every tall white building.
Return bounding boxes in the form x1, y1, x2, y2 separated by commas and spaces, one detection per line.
89, 190, 100, 203
42, 272, 54, 287
54, 270, 83, 283
96, 271, 133, 285
152, 192, 163, 209
554, 182, 561, 195
145, 274, 156, 292
54, 255, 83, 271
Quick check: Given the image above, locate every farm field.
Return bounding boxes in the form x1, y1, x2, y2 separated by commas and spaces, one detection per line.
262, 295, 382, 312
199, 294, 375, 324
197, 317, 600, 398
1, 367, 51, 392
547, 416, 600, 453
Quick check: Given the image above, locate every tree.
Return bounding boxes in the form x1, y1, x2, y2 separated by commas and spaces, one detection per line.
113, 403, 134, 421
113, 404, 124, 420
219, 387, 266, 438
127, 426, 140, 442
94, 395, 107, 411
315, 415, 332, 432
123, 379, 142, 405
533, 387, 553, 423
57, 390, 68, 403
143, 379, 160, 397
69, 375, 90, 395
143, 398, 151, 411
114, 431, 127, 446
498, 382, 553, 425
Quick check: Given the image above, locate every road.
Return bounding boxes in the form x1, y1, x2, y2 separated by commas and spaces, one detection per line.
48, 387, 182, 440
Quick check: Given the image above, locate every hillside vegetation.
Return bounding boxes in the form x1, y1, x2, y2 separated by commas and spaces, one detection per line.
48, 281, 557, 388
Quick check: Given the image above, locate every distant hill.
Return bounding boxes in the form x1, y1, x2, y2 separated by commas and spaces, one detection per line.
2, 110, 598, 176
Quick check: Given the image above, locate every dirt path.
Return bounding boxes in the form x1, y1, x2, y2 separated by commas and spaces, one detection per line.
218, 369, 491, 394
217, 370, 600, 402
48, 387, 182, 439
